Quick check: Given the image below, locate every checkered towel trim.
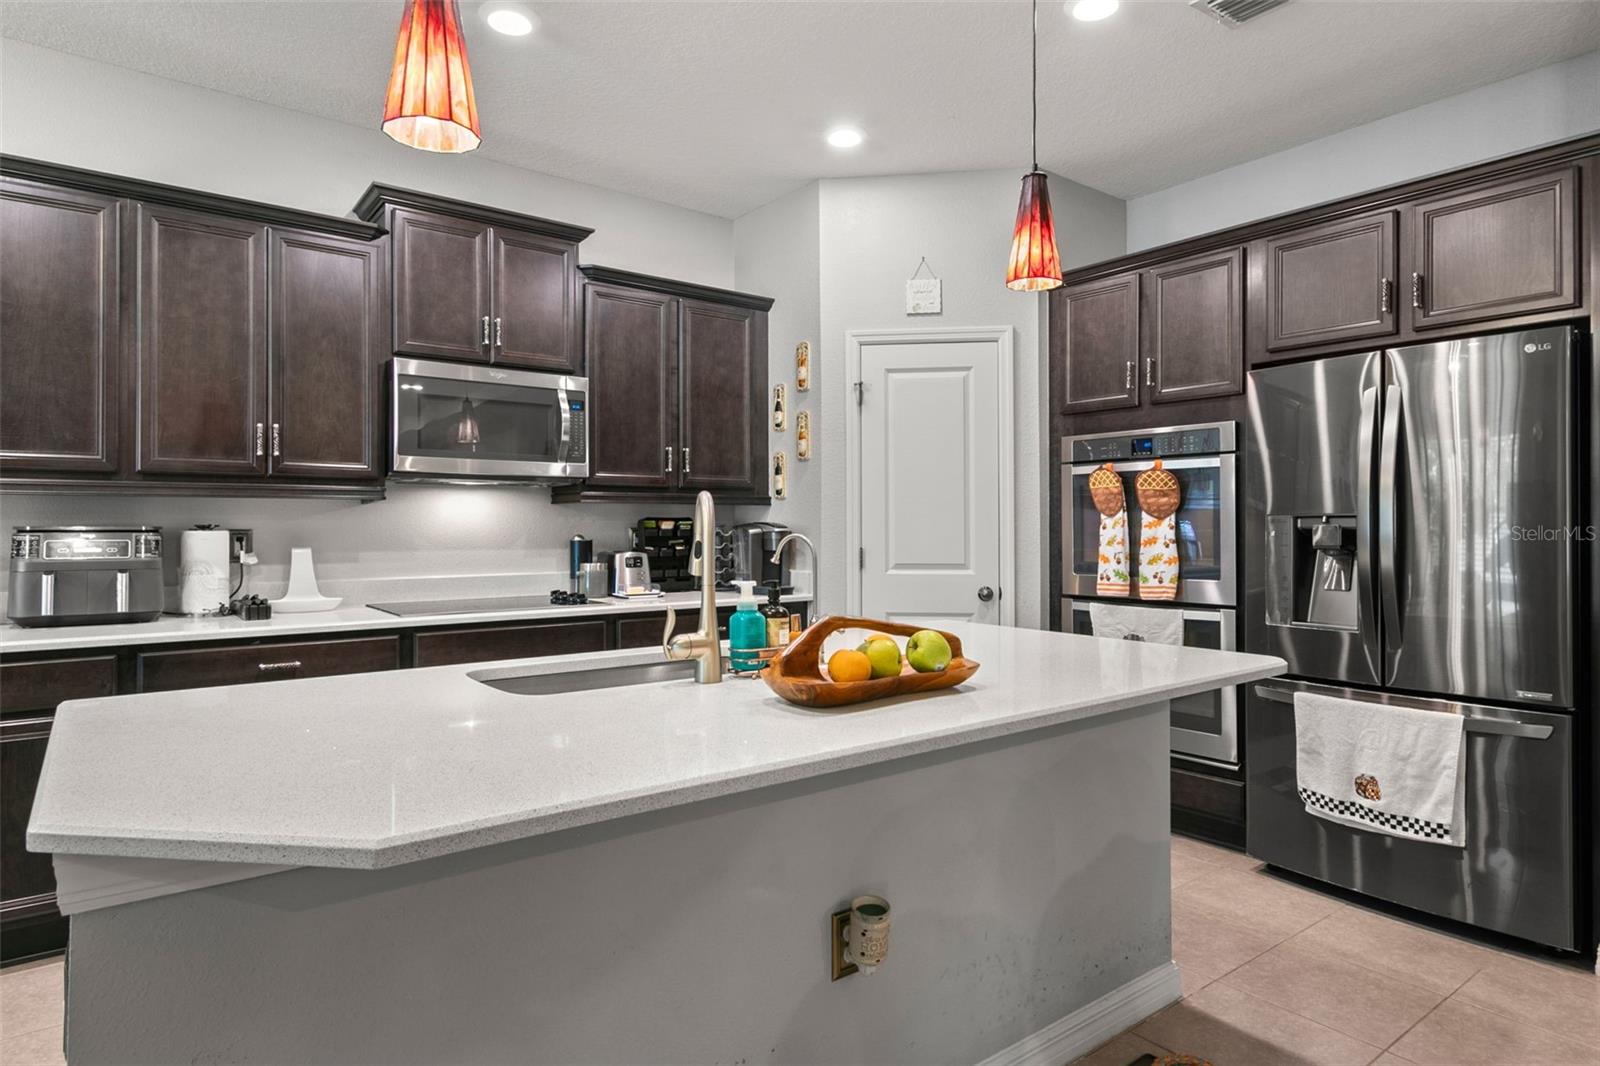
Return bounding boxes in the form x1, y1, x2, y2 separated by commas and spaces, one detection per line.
1298, 787, 1454, 841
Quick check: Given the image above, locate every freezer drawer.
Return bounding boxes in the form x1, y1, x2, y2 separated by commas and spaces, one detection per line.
1246, 679, 1574, 950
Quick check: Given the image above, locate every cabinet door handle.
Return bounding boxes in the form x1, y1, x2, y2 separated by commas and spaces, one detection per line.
1145, 358, 1155, 388
664, 446, 674, 474
1125, 361, 1134, 389
1380, 277, 1392, 314
681, 447, 691, 475
255, 423, 264, 458
258, 660, 302, 674
494, 316, 503, 348
271, 423, 281, 458
1410, 273, 1423, 310
482, 315, 491, 346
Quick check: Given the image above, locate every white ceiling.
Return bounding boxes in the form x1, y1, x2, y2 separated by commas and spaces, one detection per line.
2, 0, 1596, 218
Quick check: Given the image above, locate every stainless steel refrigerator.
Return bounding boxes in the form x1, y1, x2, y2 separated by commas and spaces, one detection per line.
1244, 324, 1580, 950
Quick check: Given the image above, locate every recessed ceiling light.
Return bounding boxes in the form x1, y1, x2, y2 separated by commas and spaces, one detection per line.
826, 127, 864, 149
482, 3, 537, 37
1069, 0, 1119, 21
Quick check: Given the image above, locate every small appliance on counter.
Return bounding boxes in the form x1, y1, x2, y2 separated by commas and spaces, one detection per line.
727, 522, 792, 593
179, 526, 232, 616
8, 526, 164, 627
610, 551, 663, 598
568, 535, 594, 594
629, 517, 695, 591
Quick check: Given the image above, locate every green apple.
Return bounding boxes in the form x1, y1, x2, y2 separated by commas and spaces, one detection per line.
857, 636, 903, 679
905, 630, 952, 673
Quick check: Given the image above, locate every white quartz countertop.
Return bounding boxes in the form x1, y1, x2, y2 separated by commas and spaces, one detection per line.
0, 590, 811, 654
29, 623, 1284, 869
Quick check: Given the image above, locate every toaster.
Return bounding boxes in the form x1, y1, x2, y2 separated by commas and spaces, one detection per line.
8, 526, 165, 627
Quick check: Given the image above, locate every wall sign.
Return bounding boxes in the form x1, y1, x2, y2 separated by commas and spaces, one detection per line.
905, 257, 942, 315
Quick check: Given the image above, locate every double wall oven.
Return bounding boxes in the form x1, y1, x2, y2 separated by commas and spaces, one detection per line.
1062, 421, 1240, 767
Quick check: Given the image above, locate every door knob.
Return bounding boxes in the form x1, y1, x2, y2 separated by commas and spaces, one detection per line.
977, 586, 995, 602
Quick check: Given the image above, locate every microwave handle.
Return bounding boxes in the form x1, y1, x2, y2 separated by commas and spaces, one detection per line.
556, 386, 572, 463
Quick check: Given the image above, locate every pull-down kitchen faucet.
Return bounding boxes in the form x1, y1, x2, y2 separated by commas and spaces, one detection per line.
662, 490, 723, 684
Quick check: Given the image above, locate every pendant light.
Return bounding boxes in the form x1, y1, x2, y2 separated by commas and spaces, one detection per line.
1006, 0, 1063, 291
382, 0, 482, 153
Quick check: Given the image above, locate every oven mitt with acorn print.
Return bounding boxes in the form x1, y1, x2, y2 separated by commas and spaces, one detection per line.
1089, 463, 1130, 596
1136, 460, 1181, 601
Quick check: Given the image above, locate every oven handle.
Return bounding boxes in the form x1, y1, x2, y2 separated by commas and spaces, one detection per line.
1070, 457, 1222, 475
1251, 684, 1552, 739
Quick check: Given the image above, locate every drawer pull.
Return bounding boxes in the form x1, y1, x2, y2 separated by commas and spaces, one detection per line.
258, 660, 303, 673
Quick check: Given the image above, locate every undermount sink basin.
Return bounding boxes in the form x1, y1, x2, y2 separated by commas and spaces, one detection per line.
471, 660, 698, 695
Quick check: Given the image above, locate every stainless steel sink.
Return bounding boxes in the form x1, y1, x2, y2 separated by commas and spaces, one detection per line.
471, 660, 699, 695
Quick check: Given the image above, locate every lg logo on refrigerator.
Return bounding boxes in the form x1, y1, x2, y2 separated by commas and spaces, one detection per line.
1524, 342, 1552, 352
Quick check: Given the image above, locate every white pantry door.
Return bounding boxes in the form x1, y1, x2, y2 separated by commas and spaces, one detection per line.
852, 329, 1012, 625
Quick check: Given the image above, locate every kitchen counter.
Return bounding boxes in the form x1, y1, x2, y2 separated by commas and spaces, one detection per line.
30, 623, 1282, 869
0, 589, 812, 654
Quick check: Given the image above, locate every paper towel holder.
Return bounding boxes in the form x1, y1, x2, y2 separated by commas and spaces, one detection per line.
271, 547, 343, 614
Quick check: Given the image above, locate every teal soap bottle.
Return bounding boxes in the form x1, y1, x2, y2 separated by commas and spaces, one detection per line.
728, 580, 766, 673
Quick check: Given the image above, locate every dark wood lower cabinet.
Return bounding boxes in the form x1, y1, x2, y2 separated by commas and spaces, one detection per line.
138, 636, 400, 692
615, 608, 733, 650
413, 619, 609, 668
1171, 763, 1246, 849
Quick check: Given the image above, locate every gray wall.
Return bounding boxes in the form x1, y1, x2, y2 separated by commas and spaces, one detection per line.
813, 170, 1125, 629
0, 40, 740, 592
1126, 50, 1600, 252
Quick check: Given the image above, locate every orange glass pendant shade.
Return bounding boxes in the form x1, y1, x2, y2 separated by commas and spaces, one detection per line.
382, 0, 482, 153
1006, 170, 1062, 292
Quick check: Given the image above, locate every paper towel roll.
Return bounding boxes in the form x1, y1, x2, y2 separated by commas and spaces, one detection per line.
179, 528, 230, 615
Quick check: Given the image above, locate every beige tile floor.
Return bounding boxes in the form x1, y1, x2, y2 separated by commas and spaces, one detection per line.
0, 836, 1594, 1066
1076, 835, 1600, 1066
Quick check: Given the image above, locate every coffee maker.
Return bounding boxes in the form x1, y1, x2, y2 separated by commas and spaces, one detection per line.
727, 522, 792, 593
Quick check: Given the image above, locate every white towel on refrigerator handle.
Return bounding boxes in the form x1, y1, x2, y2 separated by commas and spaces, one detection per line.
1293, 691, 1466, 847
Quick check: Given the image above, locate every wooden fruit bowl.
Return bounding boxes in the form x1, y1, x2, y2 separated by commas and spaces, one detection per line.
761, 616, 980, 709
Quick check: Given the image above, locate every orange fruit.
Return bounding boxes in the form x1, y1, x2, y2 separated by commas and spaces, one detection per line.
826, 648, 873, 683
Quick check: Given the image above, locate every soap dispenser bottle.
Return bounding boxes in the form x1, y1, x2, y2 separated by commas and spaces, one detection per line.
760, 586, 794, 651
728, 580, 766, 673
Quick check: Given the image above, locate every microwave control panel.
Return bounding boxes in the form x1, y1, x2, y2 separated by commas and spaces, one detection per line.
566, 396, 588, 464
1069, 421, 1235, 463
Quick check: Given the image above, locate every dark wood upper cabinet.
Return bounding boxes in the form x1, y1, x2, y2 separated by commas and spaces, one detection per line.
583, 281, 678, 489
135, 203, 269, 476
679, 299, 762, 494
1408, 167, 1579, 330
1265, 211, 1398, 351
0, 179, 122, 474
389, 206, 490, 361
1142, 247, 1244, 404
1053, 272, 1140, 414
354, 185, 592, 369
491, 227, 580, 372
268, 229, 385, 479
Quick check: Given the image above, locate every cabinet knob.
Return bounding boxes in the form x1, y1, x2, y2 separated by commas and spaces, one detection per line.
1125, 361, 1134, 390
271, 423, 281, 458
1380, 277, 1393, 315
664, 446, 674, 474
255, 423, 264, 458
1410, 273, 1424, 310
494, 316, 503, 348
681, 447, 691, 475
482, 316, 491, 346
1145, 358, 1155, 388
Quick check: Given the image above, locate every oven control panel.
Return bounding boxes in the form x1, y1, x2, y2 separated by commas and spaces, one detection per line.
1069, 421, 1235, 462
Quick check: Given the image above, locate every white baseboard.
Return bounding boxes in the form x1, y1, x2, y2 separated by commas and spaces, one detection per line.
976, 961, 1182, 1066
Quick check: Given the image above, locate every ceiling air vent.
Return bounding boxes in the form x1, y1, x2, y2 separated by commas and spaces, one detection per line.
1188, 0, 1290, 26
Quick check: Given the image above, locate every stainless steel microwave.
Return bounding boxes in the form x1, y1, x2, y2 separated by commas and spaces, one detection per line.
390, 358, 589, 482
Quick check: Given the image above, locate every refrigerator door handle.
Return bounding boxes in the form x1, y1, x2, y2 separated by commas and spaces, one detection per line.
1377, 382, 1403, 651
1251, 684, 1552, 739
1355, 381, 1381, 679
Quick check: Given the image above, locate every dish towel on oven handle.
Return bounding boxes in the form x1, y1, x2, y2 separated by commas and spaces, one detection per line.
1088, 602, 1184, 646
1088, 463, 1130, 596
1293, 691, 1466, 847
1135, 460, 1181, 601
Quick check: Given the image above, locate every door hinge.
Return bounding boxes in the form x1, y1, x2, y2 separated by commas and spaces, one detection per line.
859, 547, 865, 569
853, 380, 864, 407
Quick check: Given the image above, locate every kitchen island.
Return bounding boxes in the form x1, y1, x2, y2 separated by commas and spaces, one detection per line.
31, 622, 1282, 1065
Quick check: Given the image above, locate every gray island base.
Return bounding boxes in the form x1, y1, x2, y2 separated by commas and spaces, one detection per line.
34, 624, 1283, 1064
